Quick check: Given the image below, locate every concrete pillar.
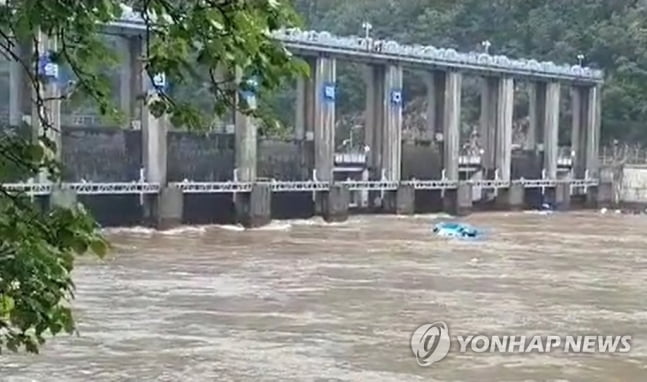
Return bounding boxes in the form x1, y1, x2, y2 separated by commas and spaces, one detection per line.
425, 71, 445, 142
235, 183, 272, 228
585, 185, 599, 209
365, 65, 378, 174
571, 87, 584, 178
117, 36, 135, 127
366, 64, 403, 181
322, 184, 350, 223
525, 188, 545, 210
531, 82, 561, 179
295, 58, 316, 141
155, 186, 184, 230
588, 181, 613, 209
295, 76, 306, 141
49, 187, 77, 210
9, 59, 23, 126
443, 182, 472, 216
232, 66, 258, 182
543, 82, 561, 179
313, 56, 336, 182
210, 65, 229, 132
495, 183, 525, 211
385, 184, 415, 215
526, 83, 542, 151
480, 77, 498, 172
129, 37, 174, 229
495, 76, 514, 182
444, 71, 462, 181
480, 76, 513, 180
366, 64, 383, 179
8, 40, 30, 127
381, 65, 403, 181
234, 109, 257, 182
128, 37, 168, 185
554, 182, 571, 211
586, 85, 602, 178
294, 58, 316, 180
31, 32, 62, 168
142, 97, 169, 184
572, 85, 601, 178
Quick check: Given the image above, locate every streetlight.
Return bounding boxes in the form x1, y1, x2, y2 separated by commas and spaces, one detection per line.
481, 40, 491, 54
362, 21, 373, 40
577, 54, 585, 66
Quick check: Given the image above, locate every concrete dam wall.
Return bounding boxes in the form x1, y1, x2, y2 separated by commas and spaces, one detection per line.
10, 126, 569, 227
59, 126, 443, 183
60, 127, 314, 182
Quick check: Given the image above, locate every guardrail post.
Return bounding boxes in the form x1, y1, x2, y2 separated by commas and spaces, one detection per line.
380, 169, 387, 201
360, 169, 369, 208
541, 169, 547, 196
493, 169, 500, 197
27, 177, 35, 203
441, 169, 447, 197
312, 169, 318, 204
138, 168, 145, 206
232, 168, 240, 202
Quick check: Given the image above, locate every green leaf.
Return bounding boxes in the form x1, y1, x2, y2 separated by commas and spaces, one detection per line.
70, 237, 88, 255
90, 238, 108, 258
26, 144, 45, 163
0, 296, 15, 318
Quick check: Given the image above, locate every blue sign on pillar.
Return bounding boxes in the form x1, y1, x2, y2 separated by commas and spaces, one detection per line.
391, 89, 403, 107
152, 73, 167, 91
38, 51, 59, 83
239, 76, 259, 110
246, 76, 259, 91
323, 82, 336, 103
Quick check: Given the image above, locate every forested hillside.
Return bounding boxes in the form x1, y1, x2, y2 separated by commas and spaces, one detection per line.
289, 0, 647, 144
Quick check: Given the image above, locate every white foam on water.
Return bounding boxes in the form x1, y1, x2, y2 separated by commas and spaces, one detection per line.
411, 212, 454, 220
158, 226, 208, 235
289, 217, 328, 226
323, 220, 351, 227
103, 225, 208, 236
215, 224, 245, 232
102, 226, 156, 236
523, 210, 553, 216
249, 221, 292, 231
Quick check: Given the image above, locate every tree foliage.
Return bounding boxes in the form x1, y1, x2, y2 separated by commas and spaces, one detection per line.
0, 0, 301, 353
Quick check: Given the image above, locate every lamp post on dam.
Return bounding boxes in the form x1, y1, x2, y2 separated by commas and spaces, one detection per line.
3, 7, 609, 229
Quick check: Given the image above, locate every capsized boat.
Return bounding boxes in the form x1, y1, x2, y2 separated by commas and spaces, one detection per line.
433, 222, 479, 238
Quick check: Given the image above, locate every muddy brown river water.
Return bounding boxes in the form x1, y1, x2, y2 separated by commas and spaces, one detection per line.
1, 211, 646, 381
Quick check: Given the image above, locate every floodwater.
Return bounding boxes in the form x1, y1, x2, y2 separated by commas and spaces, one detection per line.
1, 211, 646, 382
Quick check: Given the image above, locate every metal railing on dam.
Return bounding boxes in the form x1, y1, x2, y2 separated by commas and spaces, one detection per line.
1, 178, 599, 196
109, 6, 602, 84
